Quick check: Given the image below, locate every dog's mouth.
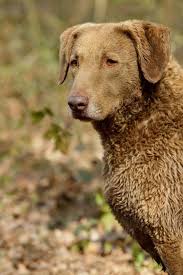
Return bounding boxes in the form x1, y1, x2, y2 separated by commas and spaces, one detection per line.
72, 111, 92, 121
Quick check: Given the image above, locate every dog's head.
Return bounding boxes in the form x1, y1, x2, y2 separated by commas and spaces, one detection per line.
59, 20, 170, 121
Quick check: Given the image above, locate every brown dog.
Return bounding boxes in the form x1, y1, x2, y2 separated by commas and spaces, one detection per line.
59, 20, 183, 274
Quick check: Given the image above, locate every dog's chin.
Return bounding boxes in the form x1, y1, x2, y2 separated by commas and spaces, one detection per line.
72, 111, 104, 122
72, 111, 92, 122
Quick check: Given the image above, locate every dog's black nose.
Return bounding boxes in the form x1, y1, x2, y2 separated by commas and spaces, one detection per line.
68, 96, 88, 112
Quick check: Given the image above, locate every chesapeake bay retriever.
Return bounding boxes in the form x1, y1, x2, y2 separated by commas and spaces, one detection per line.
58, 20, 183, 274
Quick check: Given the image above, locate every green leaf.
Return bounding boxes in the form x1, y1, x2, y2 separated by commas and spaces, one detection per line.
103, 242, 112, 255
44, 123, 71, 154
132, 242, 145, 271
101, 212, 115, 231
31, 110, 45, 124
31, 107, 53, 124
43, 107, 54, 116
95, 192, 105, 207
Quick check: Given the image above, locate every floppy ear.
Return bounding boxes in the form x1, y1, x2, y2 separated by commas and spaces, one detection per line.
121, 20, 171, 83
58, 25, 80, 85
58, 23, 95, 85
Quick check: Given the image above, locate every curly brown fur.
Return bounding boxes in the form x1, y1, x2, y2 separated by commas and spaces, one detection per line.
59, 20, 183, 274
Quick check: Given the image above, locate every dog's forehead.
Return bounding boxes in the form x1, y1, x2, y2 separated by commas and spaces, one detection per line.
74, 24, 125, 54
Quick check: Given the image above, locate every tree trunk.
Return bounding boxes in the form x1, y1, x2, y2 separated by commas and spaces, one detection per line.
93, 0, 108, 22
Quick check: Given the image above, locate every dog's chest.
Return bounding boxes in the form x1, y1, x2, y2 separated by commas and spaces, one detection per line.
103, 156, 162, 236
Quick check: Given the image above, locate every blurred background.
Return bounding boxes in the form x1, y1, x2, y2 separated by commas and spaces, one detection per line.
0, 1, 183, 274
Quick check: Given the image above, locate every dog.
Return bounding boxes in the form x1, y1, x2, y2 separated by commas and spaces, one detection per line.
59, 20, 183, 274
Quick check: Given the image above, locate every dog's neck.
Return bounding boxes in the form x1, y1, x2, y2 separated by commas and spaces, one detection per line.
92, 81, 155, 149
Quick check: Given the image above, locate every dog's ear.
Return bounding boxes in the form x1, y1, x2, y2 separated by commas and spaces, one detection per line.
58, 23, 95, 85
58, 25, 81, 85
121, 21, 170, 83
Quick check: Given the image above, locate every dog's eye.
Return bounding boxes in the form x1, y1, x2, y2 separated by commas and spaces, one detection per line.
70, 58, 79, 67
106, 58, 118, 66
